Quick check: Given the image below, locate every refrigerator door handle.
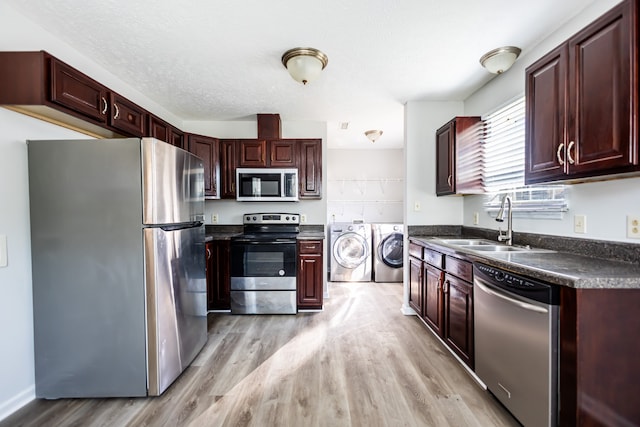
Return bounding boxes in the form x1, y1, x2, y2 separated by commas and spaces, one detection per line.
159, 221, 204, 232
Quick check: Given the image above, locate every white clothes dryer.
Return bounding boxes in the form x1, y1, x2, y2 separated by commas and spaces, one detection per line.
329, 223, 372, 282
372, 223, 404, 282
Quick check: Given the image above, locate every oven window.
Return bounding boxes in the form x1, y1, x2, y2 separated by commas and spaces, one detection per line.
231, 243, 296, 277
245, 251, 284, 276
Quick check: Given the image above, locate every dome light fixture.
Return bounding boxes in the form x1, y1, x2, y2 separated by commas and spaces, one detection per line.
479, 46, 522, 74
365, 130, 383, 143
281, 47, 328, 85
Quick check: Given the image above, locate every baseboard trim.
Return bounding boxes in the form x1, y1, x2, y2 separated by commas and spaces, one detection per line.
0, 385, 35, 422
401, 304, 416, 315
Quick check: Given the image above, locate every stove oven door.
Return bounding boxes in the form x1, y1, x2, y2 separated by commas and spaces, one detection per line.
229, 240, 297, 314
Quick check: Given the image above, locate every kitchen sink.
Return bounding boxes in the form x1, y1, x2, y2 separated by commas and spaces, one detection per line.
460, 245, 530, 252
436, 238, 554, 254
438, 239, 494, 246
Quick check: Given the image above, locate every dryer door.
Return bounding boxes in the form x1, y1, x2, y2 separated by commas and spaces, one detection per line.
379, 232, 403, 268
333, 232, 369, 269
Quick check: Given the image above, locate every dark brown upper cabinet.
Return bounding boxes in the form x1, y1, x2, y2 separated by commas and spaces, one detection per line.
269, 140, 298, 167
50, 58, 108, 123
435, 117, 482, 196
298, 139, 322, 199
238, 139, 297, 168
220, 139, 238, 199
108, 92, 147, 137
238, 139, 267, 167
525, 0, 638, 184
146, 114, 183, 148
0, 51, 175, 140
188, 134, 220, 199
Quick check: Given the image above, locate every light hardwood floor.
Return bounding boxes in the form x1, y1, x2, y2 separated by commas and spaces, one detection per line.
2, 282, 518, 427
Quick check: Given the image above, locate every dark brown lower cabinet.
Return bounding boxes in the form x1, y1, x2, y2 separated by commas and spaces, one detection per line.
408, 239, 474, 370
297, 240, 324, 310
206, 240, 230, 311
423, 263, 444, 337
443, 273, 474, 368
559, 287, 640, 426
408, 257, 423, 315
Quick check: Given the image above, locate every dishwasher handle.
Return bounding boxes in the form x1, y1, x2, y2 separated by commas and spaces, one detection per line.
475, 279, 548, 314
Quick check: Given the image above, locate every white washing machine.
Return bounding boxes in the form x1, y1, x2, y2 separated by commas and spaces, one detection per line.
372, 223, 404, 282
329, 223, 372, 282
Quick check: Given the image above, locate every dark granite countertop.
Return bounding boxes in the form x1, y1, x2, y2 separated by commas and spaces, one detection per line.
205, 232, 242, 242
297, 231, 326, 240
205, 224, 325, 242
410, 236, 640, 289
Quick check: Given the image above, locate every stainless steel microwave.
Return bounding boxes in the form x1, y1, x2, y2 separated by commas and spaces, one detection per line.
236, 168, 298, 202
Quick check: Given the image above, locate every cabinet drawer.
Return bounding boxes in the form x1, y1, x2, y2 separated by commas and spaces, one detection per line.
298, 240, 322, 254
445, 256, 472, 282
424, 248, 444, 269
408, 242, 423, 259
109, 92, 146, 136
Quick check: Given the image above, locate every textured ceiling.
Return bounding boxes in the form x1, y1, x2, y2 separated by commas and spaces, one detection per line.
6, 0, 595, 149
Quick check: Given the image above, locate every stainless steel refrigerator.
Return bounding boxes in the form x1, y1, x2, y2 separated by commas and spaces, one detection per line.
28, 137, 207, 398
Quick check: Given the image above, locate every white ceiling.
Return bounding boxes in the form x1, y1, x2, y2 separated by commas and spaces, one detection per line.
6, 0, 595, 149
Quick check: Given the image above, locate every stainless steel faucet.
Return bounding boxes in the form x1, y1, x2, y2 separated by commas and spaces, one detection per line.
496, 194, 513, 246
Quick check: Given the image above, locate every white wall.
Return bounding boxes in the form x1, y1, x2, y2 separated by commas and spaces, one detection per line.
463, 0, 640, 243
404, 101, 465, 226
0, 108, 91, 420
327, 149, 404, 224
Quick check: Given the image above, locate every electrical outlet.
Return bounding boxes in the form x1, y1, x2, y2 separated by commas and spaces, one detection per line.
574, 214, 587, 234
473, 212, 479, 225
300, 214, 307, 223
414, 201, 421, 212
211, 214, 219, 224
627, 215, 640, 239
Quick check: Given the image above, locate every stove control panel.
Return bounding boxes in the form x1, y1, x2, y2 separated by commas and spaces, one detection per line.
243, 213, 300, 225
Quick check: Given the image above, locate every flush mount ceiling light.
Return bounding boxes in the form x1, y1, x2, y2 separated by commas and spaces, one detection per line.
281, 47, 328, 85
364, 130, 383, 143
479, 46, 522, 74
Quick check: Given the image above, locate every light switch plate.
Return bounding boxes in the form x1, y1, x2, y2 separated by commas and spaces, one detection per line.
0, 235, 7, 268
473, 212, 479, 225
574, 215, 587, 234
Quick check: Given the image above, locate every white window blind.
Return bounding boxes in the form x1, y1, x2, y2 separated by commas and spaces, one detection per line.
481, 96, 568, 219
481, 97, 525, 192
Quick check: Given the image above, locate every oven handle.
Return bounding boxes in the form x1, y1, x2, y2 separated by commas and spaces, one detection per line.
231, 240, 296, 245
475, 280, 548, 314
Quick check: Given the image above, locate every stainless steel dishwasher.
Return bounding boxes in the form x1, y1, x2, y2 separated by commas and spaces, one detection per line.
474, 263, 560, 427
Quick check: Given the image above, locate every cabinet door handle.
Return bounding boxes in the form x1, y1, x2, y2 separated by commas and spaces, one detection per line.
113, 103, 120, 120
447, 175, 452, 187
567, 141, 575, 165
556, 143, 565, 165
437, 278, 441, 290
206, 248, 211, 259
443, 280, 449, 294
101, 97, 108, 115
